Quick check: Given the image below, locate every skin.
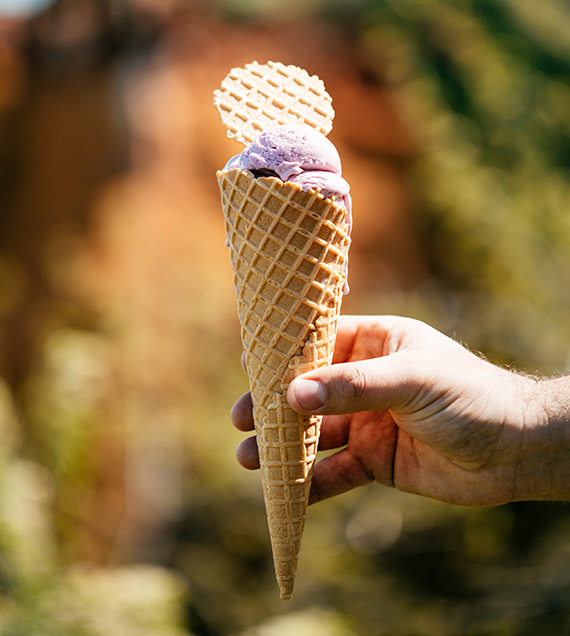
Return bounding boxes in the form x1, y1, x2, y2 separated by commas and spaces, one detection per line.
231, 315, 570, 506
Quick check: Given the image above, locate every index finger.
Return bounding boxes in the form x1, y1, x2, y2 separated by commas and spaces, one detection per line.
332, 315, 393, 364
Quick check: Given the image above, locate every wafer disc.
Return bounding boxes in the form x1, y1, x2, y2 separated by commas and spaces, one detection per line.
214, 61, 335, 146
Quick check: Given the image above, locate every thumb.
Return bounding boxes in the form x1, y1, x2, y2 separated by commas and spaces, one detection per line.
287, 353, 423, 415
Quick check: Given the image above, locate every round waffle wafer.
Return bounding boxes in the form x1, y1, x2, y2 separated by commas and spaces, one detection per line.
213, 61, 335, 145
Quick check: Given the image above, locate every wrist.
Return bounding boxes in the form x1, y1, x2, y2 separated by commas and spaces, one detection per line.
513, 374, 570, 502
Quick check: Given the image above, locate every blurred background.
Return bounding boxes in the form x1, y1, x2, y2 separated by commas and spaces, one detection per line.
0, 0, 569, 633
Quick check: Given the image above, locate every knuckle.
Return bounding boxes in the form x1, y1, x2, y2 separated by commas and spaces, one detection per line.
341, 365, 368, 400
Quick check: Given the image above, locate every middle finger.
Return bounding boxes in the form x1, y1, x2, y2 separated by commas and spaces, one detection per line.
318, 414, 350, 450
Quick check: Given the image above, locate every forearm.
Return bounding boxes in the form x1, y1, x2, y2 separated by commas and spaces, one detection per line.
514, 374, 570, 502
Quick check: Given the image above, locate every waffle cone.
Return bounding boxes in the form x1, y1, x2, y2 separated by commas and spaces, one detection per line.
218, 168, 350, 599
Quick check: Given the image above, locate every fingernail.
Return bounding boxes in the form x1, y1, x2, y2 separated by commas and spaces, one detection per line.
293, 379, 325, 411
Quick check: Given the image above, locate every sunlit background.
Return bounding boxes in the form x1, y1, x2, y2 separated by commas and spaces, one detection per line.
0, 0, 569, 634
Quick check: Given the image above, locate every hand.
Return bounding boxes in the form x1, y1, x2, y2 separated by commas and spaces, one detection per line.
231, 315, 568, 506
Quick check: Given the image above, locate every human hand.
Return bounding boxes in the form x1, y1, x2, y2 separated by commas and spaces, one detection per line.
231, 315, 568, 506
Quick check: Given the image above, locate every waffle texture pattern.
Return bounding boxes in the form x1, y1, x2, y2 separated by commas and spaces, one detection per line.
213, 61, 335, 145
218, 168, 350, 598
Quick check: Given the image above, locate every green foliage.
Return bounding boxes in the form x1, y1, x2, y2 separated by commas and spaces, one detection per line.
0, 381, 189, 636
360, 0, 570, 372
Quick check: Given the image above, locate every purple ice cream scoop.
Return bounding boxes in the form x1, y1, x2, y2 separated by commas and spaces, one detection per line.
237, 124, 342, 179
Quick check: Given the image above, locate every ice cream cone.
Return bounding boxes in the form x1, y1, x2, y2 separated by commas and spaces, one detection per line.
218, 167, 350, 598
214, 60, 351, 598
